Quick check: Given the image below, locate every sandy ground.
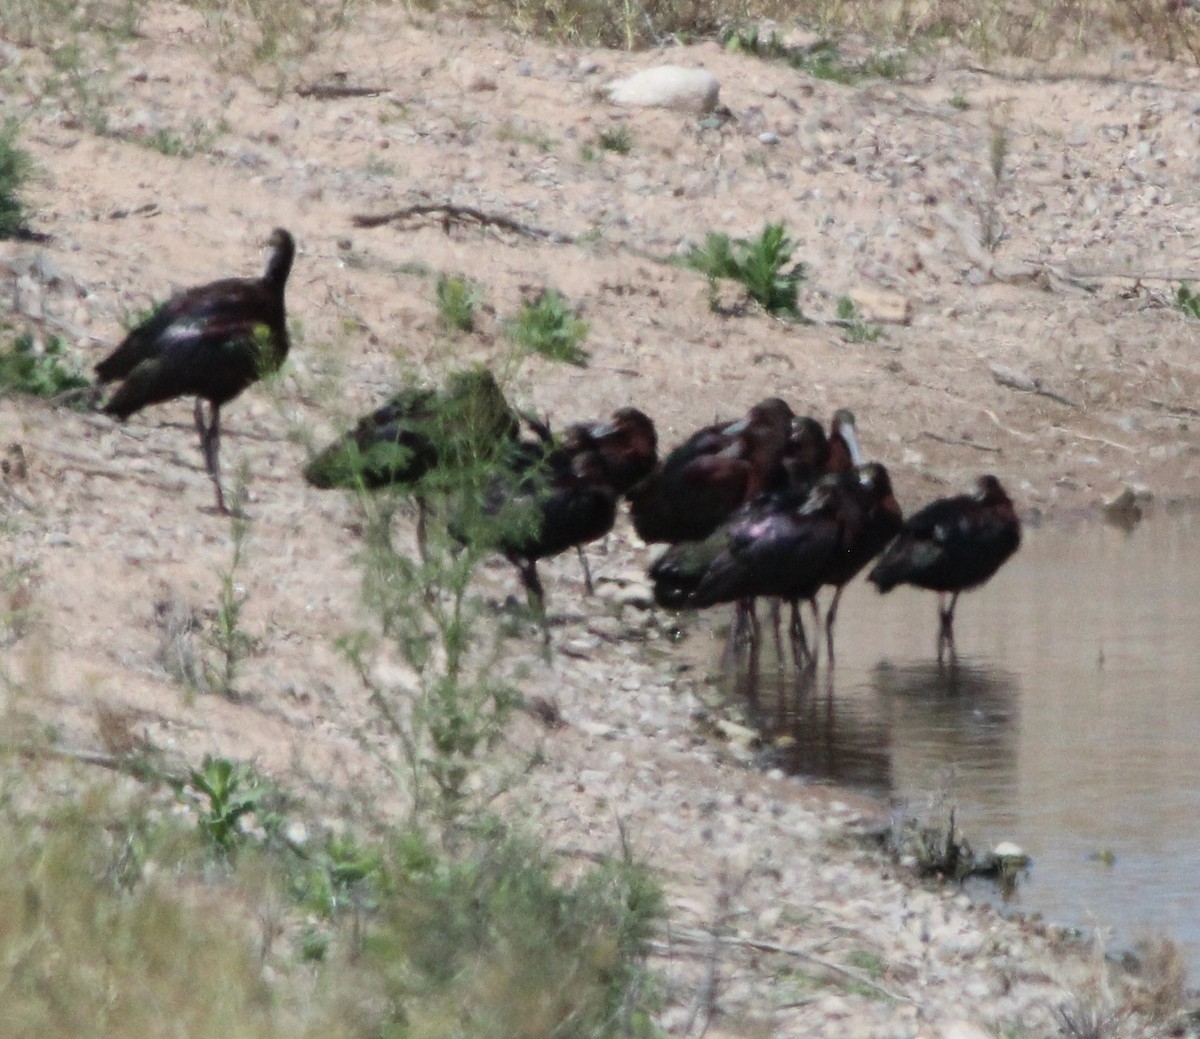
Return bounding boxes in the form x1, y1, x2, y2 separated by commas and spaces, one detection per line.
3, 6, 1200, 1034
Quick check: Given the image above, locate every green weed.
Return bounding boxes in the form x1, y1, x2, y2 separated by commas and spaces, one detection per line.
1176, 283, 1200, 319
683, 223, 806, 318
435, 274, 482, 333
496, 119, 557, 152
0, 119, 31, 239
505, 289, 590, 366
723, 26, 907, 83
204, 492, 258, 696
598, 124, 633, 154
0, 331, 91, 400
366, 821, 665, 1039
186, 754, 271, 854
836, 296, 881, 342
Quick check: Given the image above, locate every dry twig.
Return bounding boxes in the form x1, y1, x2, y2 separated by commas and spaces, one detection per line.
352, 203, 575, 244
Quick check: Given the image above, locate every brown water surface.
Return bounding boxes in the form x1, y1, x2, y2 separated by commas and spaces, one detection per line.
674, 509, 1200, 973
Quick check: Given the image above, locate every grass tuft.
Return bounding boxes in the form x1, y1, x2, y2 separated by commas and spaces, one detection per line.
505, 290, 590, 365
683, 223, 806, 318
0, 331, 91, 400
435, 274, 482, 333
0, 119, 31, 239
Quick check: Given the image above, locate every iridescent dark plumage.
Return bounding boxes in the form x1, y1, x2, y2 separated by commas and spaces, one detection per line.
565, 407, 658, 496
868, 474, 1021, 663
685, 481, 846, 664
96, 228, 295, 513
649, 409, 864, 647
495, 447, 619, 614
304, 369, 521, 491
816, 462, 903, 661
628, 397, 794, 544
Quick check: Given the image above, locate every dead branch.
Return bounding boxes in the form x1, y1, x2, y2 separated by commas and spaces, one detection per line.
3, 741, 190, 784
296, 82, 385, 99
666, 928, 916, 1005
982, 409, 1034, 439
989, 363, 1078, 407
1148, 398, 1200, 418
1050, 426, 1135, 453
922, 431, 1002, 453
352, 203, 576, 244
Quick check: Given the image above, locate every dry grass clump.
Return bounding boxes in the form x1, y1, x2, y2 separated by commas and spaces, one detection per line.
0, 788, 322, 1039
458, 0, 1200, 61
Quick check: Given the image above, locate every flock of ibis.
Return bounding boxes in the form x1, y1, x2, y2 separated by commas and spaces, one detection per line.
90, 227, 1022, 664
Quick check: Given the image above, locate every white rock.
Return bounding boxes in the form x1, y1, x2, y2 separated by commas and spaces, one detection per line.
605, 66, 720, 113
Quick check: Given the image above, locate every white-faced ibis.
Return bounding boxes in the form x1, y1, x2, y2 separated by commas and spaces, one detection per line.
868, 474, 1021, 663
628, 397, 794, 544
304, 368, 525, 549
550, 407, 658, 592
566, 407, 658, 496
96, 228, 295, 513
817, 462, 903, 662
686, 480, 846, 664
502, 450, 618, 611
650, 408, 863, 649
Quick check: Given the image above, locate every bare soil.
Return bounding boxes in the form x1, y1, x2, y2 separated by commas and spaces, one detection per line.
3, 9, 1200, 1034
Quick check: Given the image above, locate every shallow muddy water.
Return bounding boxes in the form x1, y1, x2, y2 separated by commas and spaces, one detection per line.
675, 509, 1200, 974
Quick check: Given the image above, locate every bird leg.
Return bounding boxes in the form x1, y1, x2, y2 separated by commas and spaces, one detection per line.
936, 592, 959, 665
575, 546, 594, 595
808, 597, 823, 667
788, 599, 811, 669
512, 555, 549, 644
194, 399, 226, 513
731, 598, 757, 648
824, 585, 846, 666
769, 598, 785, 665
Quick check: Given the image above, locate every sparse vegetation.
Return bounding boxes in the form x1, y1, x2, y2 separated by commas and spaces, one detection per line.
505, 289, 590, 365
435, 273, 482, 333
1175, 282, 1200, 319
136, 118, 226, 157
683, 223, 807, 318
973, 115, 1011, 254
0, 119, 31, 239
186, 754, 272, 855
0, 753, 663, 1039
598, 124, 633, 154
836, 295, 882, 342
723, 26, 908, 83
0, 330, 91, 400
496, 118, 557, 152
204, 491, 258, 696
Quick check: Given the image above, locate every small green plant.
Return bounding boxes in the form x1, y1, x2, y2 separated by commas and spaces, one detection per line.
204, 492, 257, 696
722, 28, 906, 84
836, 296, 882, 342
949, 90, 970, 110
186, 755, 269, 854
144, 129, 186, 156
0, 330, 90, 399
496, 119, 556, 152
367, 822, 666, 1037
505, 290, 589, 366
435, 274, 482, 333
0, 119, 31, 239
598, 124, 633, 154
1176, 282, 1200, 319
974, 116, 1011, 253
136, 118, 221, 156
684, 223, 806, 318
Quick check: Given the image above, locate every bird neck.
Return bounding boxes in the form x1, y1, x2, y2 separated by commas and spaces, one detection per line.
262, 236, 295, 295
